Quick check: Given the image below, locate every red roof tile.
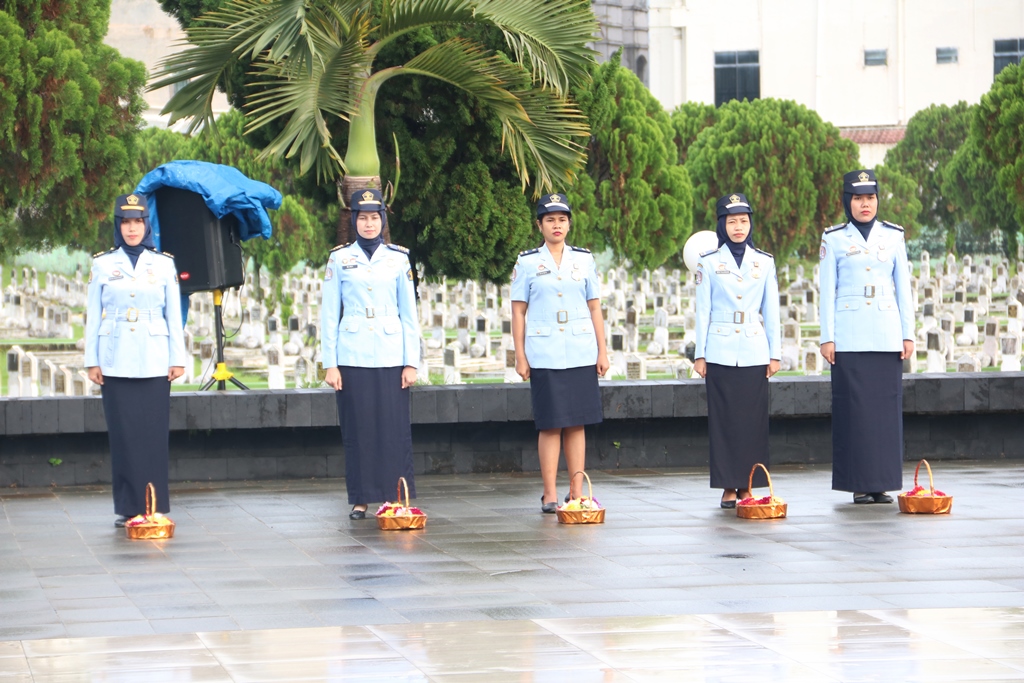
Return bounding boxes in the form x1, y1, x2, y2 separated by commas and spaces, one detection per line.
839, 126, 906, 145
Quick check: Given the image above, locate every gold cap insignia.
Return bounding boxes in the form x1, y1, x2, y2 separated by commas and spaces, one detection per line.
120, 194, 146, 211
127, 195, 139, 205
858, 172, 870, 182
550, 194, 561, 203
729, 194, 741, 204
361, 190, 375, 202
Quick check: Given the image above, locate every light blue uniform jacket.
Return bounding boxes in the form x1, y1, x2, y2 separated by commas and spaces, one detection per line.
320, 242, 421, 369
84, 248, 188, 377
819, 221, 915, 352
511, 244, 601, 370
695, 244, 781, 366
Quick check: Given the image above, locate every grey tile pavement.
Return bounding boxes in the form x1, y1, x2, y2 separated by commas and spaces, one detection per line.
0, 461, 1023, 641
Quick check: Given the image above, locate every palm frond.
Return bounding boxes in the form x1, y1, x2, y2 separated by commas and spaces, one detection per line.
380, 37, 588, 191
375, 0, 476, 50
245, 15, 374, 180
474, 0, 598, 94
151, 0, 369, 133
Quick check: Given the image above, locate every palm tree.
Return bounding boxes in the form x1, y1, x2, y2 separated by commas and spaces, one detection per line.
151, 0, 598, 243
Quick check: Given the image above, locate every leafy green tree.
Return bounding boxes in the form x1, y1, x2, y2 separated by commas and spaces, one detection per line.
0, 0, 146, 257
882, 102, 971, 234
686, 98, 858, 259
373, 25, 539, 282
151, 0, 597, 247
568, 57, 693, 271
942, 134, 1021, 257
670, 101, 717, 164
971, 62, 1024, 251
874, 165, 922, 236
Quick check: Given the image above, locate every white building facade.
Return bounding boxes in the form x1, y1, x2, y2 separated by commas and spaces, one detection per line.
649, 0, 1024, 127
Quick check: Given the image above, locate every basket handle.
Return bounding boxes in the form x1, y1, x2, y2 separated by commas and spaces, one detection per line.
913, 459, 936, 491
145, 482, 158, 517
570, 471, 594, 500
396, 476, 411, 509
747, 463, 773, 499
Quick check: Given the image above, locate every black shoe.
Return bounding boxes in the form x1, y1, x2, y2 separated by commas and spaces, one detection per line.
853, 493, 875, 504
349, 507, 367, 520
565, 492, 571, 503
541, 495, 558, 514
872, 492, 894, 504
114, 516, 128, 528
720, 499, 737, 509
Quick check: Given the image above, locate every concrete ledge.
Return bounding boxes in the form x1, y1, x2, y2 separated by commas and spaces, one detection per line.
2, 374, 1022, 487
5, 373, 1022, 437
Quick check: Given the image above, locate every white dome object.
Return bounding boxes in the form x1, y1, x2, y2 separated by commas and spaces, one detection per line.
682, 231, 720, 272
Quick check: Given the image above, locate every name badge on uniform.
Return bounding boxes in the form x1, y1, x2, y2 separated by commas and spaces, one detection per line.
343, 264, 358, 270
752, 262, 761, 279
716, 263, 729, 274
109, 270, 122, 281
847, 246, 860, 256
537, 264, 550, 276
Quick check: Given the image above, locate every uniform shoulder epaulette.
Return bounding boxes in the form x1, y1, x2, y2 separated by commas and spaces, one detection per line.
569, 245, 591, 253
824, 223, 847, 234
519, 248, 540, 257
329, 242, 350, 252
699, 248, 718, 258
150, 249, 174, 259
881, 220, 904, 232
755, 248, 774, 259
386, 243, 409, 254
92, 247, 117, 258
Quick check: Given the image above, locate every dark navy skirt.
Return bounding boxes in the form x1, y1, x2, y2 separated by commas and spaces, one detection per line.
101, 376, 171, 516
831, 351, 904, 493
706, 363, 770, 490
529, 366, 603, 430
336, 366, 415, 505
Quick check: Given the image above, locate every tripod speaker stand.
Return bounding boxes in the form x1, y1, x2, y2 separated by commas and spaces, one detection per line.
201, 289, 248, 391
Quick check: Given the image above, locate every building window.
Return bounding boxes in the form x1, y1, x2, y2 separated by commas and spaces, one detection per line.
635, 55, 647, 86
995, 39, 1024, 76
864, 49, 888, 67
714, 51, 759, 107
171, 78, 191, 96
936, 47, 958, 64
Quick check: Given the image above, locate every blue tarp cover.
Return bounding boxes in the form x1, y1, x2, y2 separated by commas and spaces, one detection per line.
135, 160, 282, 250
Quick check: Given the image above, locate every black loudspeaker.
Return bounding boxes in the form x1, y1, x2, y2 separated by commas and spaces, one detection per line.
154, 187, 245, 294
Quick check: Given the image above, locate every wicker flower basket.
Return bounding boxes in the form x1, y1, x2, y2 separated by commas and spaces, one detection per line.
375, 477, 427, 530
125, 483, 175, 540
556, 471, 605, 525
898, 460, 953, 515
736, 463, 787, 520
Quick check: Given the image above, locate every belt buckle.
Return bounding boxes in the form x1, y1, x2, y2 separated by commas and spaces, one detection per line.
126, 307, 138, 323
864, 285, 876, 298
365, 307, 375, 319
733, 311, 745, 324
556, 310, 568, 324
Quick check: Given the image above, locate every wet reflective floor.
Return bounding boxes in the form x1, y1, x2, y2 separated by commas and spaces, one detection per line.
1, 462, 1023, 680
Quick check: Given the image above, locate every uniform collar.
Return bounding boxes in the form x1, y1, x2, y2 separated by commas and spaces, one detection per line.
348, 241, 386, 265
714, 244, 756, 276
539, 243, 571, 271
846, 220, 882, 248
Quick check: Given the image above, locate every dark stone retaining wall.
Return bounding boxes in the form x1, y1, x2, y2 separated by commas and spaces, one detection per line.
1, 374, 1022, 487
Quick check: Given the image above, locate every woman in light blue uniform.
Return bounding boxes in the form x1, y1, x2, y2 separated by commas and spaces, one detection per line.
321, 189, 421, 519
511, 193, 610, 513
85, 194, 187, 526
819, 170, 915, 504
693, 193, 781, 508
